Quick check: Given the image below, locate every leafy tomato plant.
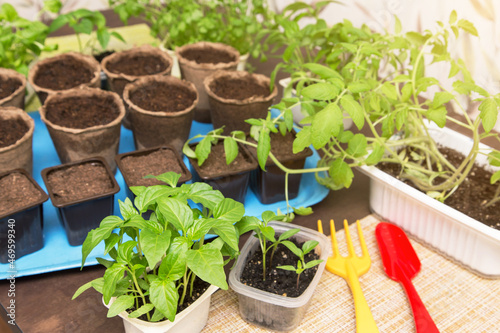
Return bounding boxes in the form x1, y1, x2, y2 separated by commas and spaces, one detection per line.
73, 172, 244, 322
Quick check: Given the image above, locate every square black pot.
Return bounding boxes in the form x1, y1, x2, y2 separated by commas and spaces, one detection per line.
0, 169, 48, 263
41, 157, 120, 246
187, 142, 258, 203
248, 131, 313, 204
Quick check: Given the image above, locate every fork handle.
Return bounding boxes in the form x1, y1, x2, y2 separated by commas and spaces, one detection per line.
345, 261, 379, 333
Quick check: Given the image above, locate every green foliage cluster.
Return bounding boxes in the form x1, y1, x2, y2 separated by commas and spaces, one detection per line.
0, 3, 56, 75
73, 172, 244, 322
109, 0, 270, 55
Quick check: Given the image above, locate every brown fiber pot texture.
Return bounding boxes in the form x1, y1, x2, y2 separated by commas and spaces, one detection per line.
40, 88, 125, 172
123, 76, 198, 152
0, 69, 27, 109
204, 71, 277, 134
176, 42, 239, 123
28, 52, 100, 105
0, 107, 34, 175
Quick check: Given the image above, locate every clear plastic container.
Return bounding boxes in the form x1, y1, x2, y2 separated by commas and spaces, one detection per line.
229, 221, 330, 331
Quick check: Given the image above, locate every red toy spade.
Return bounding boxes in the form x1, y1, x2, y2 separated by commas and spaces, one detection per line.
375, 222, 440, 333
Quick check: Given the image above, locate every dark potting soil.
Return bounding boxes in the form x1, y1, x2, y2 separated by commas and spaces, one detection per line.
377, 146, 500, 230
46, 162, 113, 204
94, 51, 114, 63
129, 82, 196, 112
180, 48, 236, 64
210, 76, 271, 100
45, 96, 120, 129
129, 277, 210, 322
0, 78, 21, 100
0, 172, 43, 216
193, 142, 255, 176
121, 149, 185, 187
0, 118, 28, 148
33, 58, 94, 90
240, 239, 320, 298
106, 54, 168, 76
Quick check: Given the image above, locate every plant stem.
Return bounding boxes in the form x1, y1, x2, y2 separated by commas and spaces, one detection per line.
130, 269, 150, 321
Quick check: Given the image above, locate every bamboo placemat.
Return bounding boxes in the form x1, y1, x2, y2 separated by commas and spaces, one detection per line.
202, 214, 500, 332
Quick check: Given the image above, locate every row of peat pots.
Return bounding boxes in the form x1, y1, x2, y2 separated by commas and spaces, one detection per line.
0, 42, 311, 264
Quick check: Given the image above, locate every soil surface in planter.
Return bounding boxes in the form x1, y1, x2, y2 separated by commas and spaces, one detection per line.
193, 142, 254, 176
33, 58, 94, 90
210, 77, 270, 100
0, 78, 21, 100
0, 172, 43, 216
0, 118, 28, 148
129, 277, 210, 322
106, 54, 168, 76
121, 149, 186, 186
45, 96, 120, 129
180, 48, 236, 64
47, 162, 113, 204
378, 146, 500, 230
240, 239, 320, 298
129, 82, 196, 112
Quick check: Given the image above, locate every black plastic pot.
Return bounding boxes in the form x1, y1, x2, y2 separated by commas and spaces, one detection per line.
249, 131, 312, 204
41, 157, 120, 246
115, 146, 192, 201
0, 169, 48, 263
187, 142, 258, 203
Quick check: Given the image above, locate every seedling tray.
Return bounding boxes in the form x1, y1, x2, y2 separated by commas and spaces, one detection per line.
0, 111, 329, 279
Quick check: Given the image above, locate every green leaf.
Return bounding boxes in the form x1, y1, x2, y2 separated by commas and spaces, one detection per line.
104, 233, 120, 255
223, 137, 238, 165
276, 265, 296, 271
128, 303, 154, 319
211, 220, 239, 252
158, 241, 187, 280
1, 3, 18, 21
74, 18, 93, 35
346, 134, 368, 158
488, 151, 500, 167
311, 103, 343, 149
347, 82, 371, 94
329, 159, 354, 189
301, 83, 339, 100
432, 91, 454, 108
119, 198, 137, 220
235, 216, 260, 235
457, 19, 478, 36
257, 129, 271, 170
183, 182, 224, 210
97, 28, 110, 50
150, 172, 182, 188
449, 10, 457, 24
195, 137, 213, 166
103, 263, 126, 304
48, 15, 69, 33
340, 95, 364, 130
304, 259, 324, 269
479, 98, 498, 133
394, 15, 402, 34
213, 198, 245, 223
260, 226, 276, 242
81, 216, 124, 268
96, 257, 114, 268
427, 107, 447, 128
157, 198, 193, 232
117, 240, 137, 264
150, 280, 178, 322
491, 170, 500, 184
72, 280, 95, 300
140, 229, 171, 268
107, 295, 135, 318
278, 228, 300, 241
281, 240, 302, 258
302, 240, 319, 255
302, 63, 342, 80
365, 143, 385, 165
187, 246, 228, 289
134, 185, 179, 213
381, 82, 398, 100
293, 206, 313, 216
110, 31, 126, 43
293, 126, 312, 153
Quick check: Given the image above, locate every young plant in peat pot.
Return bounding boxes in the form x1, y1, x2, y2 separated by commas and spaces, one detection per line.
229, 212, 328, 331
73, 172, 244, 333
41, 157, 120, 246
123, 76, 198, 152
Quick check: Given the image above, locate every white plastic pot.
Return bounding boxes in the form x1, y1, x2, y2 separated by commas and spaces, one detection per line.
104, 284, 218, 333
279, 77, 353, 129
359, 125, 500, 277
229, 221, 330, 331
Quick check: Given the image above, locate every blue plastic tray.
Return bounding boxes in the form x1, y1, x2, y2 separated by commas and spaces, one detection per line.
0, 112, 329, 279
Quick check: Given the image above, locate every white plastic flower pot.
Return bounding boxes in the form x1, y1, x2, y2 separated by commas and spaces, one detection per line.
359, 125, 500, 277
228, 221, 330, 331
103, 284, 218, 333
279, 77, 353, 129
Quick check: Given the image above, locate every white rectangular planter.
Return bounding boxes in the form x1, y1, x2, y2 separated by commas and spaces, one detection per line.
359, 126, 500, 277
228, 221, 330, 331
104, 284, 218, 333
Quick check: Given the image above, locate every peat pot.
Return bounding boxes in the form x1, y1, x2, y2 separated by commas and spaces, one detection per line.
0, 169, 48, 263
0, 106, 35, 175
28, 52, 100, 104
204, 71, 277, 133
0, 68, 27, 109
123, 76, 198, 152
39, 88, 125, 172
176, 42, 239, 123
229, 222, 329, 331
41, 157, 120, 246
